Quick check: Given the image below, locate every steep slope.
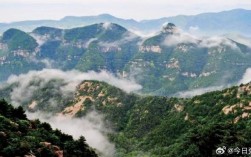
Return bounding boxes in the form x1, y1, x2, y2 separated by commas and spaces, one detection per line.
0, 29, 43, 81
126, 23, 251, 95
33, 23, 140, 72
2, 28, 38, 52
0, 79, 137, 131
32, 26, 63, 39
31, 26, 63, 46
73, 23, 140, 72
1, 78, 251, 156
0, 23, 140, 80
0, 23, 251, 96
24, 23, 251, 96
0, 99, 98, 157
70, 81, 251, 157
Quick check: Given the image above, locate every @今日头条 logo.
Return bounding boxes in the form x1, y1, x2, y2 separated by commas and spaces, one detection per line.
216, 146, 226, 155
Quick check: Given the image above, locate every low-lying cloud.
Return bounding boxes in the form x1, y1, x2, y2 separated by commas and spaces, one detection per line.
228, 34, 251, 48
163, 32, 199, 46
3, 69, 141, 107
0, 69, 143, 157
98, 31, 139, 48
188, 26, 199, 32
199, 36, 238, 49
173, 86, 224, 98
27, 110, 115, 157
239, 68, 251, 84
7, 68, 141, 92
162, 29, 238, 49
174, 68, 251, 98
30, 33, 47, 46
129, 29, 157, 38
102, 22, 112, 30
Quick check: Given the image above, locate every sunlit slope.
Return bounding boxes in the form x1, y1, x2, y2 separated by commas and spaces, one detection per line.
1, 77, 251, 156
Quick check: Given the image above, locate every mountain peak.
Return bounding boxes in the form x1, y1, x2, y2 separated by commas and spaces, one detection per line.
2, 28, 38, 51
32, 26, 63, 38
161, 23, 177, 33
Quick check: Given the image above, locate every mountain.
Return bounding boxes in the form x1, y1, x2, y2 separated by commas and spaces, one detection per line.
0, 14, 139, 35
141, 8, 251, 36
32, 23, 140, 71
0, 23, 251, 95
0, 9, 251, 36
0, 99, 98, 157
127, 23, 251, 95
224, 34, 251, 48
0, 28, 44, 81
1, 77, 251, 156
32, 26, 63, 39
0, 23, 140, 80
0, 20, 57, 34
61, 14, 139, 31
2, 28, 38, 51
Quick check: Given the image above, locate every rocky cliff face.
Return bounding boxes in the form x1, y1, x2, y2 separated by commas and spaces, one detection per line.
1, 77, 251, 156
139, 45, 162, 53
0, 23, 251, 96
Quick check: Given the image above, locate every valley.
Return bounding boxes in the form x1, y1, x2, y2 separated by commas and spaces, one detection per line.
0, 71, 251, 156
0, 4, 251, 157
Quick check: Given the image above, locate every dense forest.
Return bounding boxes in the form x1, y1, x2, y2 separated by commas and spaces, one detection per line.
0, 99, 97, 157
70, 81, 251, 156
1, 79, 251, 156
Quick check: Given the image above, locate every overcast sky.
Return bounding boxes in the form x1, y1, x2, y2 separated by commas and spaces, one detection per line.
1, 0, 251, 23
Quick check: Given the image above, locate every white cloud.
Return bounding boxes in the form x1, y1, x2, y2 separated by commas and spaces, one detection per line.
239, 68, 251, 84
98, 31, 139, 47
1, 69, 142, 107
174, 70, 248, 97
162, 32, 199, 46
189, 26, 199, 32
0, 68, 142, 156
30, 33, 46, 46
199, 36, 238, 48
174, 86, 224, 98
129, 29, 158, 38
29, 57, 55, 68
102, 22, 112, 30
161, 29, 238, 49
227, 34, 251, 48
7, 69, 141, 92
26, 110, 115, 157
84, 38, 98, 48
162, 22, 170, 28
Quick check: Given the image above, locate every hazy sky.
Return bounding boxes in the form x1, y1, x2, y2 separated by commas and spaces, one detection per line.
1, 0, 251, 23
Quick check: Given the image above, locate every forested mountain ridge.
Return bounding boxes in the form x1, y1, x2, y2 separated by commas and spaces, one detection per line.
0, 23, 250, 95
1, 5, 251, 157
1, 77, 251, 156
65, 81, 251, 157
0, 99, 98, 157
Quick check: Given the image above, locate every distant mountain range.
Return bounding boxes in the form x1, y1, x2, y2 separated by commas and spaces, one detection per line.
0, 9, 251, 36
0, 22, 250, 95
1, 9, 251, 156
